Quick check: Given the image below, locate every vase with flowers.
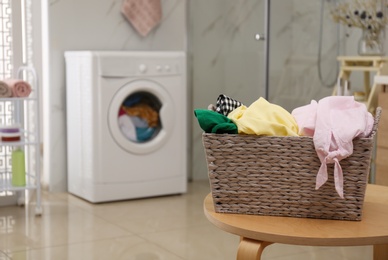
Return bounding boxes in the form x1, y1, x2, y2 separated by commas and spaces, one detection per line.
331, 0, 387, 56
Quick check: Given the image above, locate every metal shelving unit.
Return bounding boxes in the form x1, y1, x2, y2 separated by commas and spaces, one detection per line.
0, 66, 42, 215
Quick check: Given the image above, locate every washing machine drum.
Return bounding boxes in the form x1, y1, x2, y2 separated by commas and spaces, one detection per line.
108, 80, 174, 155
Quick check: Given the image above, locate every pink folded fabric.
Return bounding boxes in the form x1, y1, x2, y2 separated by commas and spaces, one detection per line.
4, 79, 32, 97
292, 96, 374, 198
0, 80, 12, 98
121, 0, 162, 37
291, 100, 318, 137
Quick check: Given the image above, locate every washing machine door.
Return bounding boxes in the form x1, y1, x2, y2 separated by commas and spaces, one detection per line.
108, 80, 174, 154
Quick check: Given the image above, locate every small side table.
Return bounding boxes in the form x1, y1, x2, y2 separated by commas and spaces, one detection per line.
204, 184, 388, 260
333, 56, 388, 114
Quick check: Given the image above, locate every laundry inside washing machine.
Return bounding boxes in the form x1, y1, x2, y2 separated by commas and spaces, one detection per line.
118, 91, 162, 143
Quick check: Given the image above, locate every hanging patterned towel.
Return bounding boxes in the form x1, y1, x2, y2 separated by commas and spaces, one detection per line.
215, 94, 244, 116
121, 0, 162, 37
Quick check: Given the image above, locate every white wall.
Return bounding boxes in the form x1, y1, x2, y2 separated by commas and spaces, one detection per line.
45, 0, 187, 191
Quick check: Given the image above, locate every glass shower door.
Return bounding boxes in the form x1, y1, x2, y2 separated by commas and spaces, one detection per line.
190, 0, 267, 107
190, 0, 267, 180
268, 0, 339, 111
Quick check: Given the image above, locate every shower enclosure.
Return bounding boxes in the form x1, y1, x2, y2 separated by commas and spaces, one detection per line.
190, 0, 344, 180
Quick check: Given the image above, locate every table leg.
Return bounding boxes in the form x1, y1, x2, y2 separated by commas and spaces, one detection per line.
374, 244, 388, 260
236, 237, 272, 260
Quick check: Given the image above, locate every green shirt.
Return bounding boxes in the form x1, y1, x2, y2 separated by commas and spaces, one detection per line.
194, 109, 238, 134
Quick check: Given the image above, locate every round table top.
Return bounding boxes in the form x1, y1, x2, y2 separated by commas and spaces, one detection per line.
204, 184, 388, 247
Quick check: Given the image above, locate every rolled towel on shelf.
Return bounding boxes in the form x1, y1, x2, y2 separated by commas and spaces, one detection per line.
0, 80, 12, 98
4, 79, 32, 97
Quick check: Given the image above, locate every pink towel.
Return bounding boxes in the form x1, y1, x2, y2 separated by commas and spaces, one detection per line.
4, 79, 32, 97
292, 96, 374, 198
121, 0, 162, 37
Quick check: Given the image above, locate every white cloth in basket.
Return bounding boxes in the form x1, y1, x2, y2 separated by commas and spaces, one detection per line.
292, 96, 374, 198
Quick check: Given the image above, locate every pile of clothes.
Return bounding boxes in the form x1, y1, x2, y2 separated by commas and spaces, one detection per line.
195, 95, 299, 136
195, 94, 374, 198
119, 93, 160, 143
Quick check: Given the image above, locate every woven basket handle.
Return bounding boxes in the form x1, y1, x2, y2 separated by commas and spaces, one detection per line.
369, 107, 382, 138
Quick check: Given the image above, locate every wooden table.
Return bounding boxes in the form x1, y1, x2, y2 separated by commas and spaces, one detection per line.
204, 184, 388, 260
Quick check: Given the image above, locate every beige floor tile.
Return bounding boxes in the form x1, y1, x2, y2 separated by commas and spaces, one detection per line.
9, 236, 184, 260
260, 243, 318, 258
262, 245, 372, 260
140, 223, 240, 260
0, 209, 131, 252
88, 195, 200, 221
115, 210, 209, 234
60, 180, 210, 207
313, 246, 372, 260
0, 191, 82, 220
57, 181, 210, 228
0, 251, 11, 260
94, 185, 210, 234
55, 192, 205, 220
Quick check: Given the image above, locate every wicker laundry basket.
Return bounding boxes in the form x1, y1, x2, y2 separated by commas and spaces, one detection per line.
202, 107, 382, 221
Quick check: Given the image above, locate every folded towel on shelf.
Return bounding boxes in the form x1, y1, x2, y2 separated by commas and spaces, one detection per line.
121, 0, 162, 37
0, 80, 12, 98
4, 79, 32, 97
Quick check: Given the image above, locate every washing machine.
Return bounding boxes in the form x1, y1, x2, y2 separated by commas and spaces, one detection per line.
65, 51, 188, 203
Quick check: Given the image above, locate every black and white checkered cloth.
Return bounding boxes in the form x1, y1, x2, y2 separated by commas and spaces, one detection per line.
215, 94, 244, 116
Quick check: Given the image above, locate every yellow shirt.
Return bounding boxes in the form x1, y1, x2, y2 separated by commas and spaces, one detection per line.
227, 97, 299, 136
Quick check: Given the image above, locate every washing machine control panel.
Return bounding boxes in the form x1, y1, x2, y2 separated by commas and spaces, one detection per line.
137, 61, 179, 76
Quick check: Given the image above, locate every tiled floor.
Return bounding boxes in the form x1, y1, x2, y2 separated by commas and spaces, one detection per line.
0, 180, 372, 260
